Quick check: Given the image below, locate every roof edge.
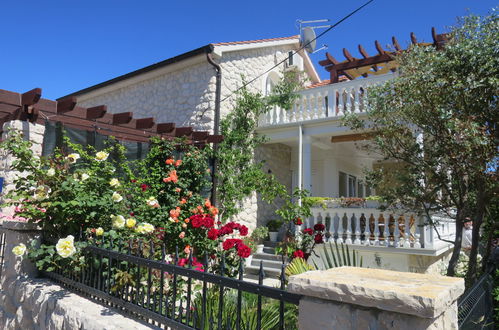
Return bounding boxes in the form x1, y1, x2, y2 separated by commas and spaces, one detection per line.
58, 44, 214, 100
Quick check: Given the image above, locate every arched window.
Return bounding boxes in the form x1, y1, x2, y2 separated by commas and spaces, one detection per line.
265, 72, 280, 96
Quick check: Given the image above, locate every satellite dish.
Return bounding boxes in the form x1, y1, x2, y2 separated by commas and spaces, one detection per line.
301, 27, 317, 53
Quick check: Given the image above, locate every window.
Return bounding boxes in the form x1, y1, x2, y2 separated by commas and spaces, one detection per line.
288, 51, 294, 66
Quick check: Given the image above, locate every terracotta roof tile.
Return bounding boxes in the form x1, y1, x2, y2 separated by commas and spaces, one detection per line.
213, 35, 299, 46
306, 76, 349, 89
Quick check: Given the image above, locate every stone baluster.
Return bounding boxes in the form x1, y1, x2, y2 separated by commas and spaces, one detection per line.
373, 213, 380, 246
353, 214, 361, 245
290, 101, 296, 123
345, 213, 352, 244
336, 213, 344, 244
328, 88, 337, 117
311, 92, 319, 120
337, 89, 344, 117
363, 83, 370, 113
327, 212, 336, 242
403, 215, 412, 248
363, 214, 371, 246
354, 86, 361, 113
393, 215, 400, 247
414, 220, 422, 248
345, 88, 352, 114
383, 214, 390, 247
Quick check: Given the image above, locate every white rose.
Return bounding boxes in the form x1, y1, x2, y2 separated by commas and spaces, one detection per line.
112, 215, 126, 229
66, 153, 80, 164
109, 178, 120, 187
135, 222, 154, 234
47, 168, 55, 177
12, 243, 27, 256
56, 235, 76, 258
112, 192, 123, 202
95, 151, 109, 161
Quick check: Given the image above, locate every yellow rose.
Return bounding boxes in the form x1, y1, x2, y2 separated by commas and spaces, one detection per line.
66, 153, 80, 164
47, 168, 55, 177
135, 222, 154, 234
56, 235, 76, 258
95, 151, 109, 161
112, 192, 123, 203
12, 243, 26, 256
111, 215, 125, 229
95, 227, 104, 236
126, 218, 136, 228
109, 178, 120, 187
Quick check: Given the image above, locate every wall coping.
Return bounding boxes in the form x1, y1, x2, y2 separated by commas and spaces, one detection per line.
2, 221, 41, 231
288, 266, 464, 319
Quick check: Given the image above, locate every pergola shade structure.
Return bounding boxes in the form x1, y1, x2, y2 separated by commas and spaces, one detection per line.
0, 88, 223, 146
319, 27, 449, 83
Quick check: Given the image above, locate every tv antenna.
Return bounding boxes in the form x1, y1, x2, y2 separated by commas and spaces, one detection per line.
297, 19, 330, 54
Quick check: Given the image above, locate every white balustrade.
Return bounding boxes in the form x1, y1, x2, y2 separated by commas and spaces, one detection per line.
305, 207, 455, 251
259, 73, 396, 127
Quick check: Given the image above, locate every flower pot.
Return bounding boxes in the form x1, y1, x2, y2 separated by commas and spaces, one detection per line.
269, 231, 278, 242
365, 200, 380, 209
255, 244, 264, 254
245, 255, 253, 267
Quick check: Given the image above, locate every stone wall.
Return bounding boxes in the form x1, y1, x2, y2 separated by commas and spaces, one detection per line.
288, 266, 464, 330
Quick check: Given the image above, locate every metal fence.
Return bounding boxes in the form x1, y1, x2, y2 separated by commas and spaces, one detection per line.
457, 265, 496, 330
42, 238, 301, 330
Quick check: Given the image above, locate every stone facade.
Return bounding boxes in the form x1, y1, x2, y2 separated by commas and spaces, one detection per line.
0, 120, 46, 221
288, 266, 464, 330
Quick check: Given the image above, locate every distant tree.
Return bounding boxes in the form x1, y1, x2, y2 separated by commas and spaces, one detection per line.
346, 10, 498, 284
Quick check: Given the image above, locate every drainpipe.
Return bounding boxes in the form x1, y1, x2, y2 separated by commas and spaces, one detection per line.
298, 125, 303, 206
206, 52, 222, 206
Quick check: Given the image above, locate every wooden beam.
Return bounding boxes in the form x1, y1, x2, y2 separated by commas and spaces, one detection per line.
86, 105, 107, 119
331, 132, 376, 143
192, 131, 209, 141
0, 89, 21, 106
175, 127, 193, 137
342, 48, 356, 62
57, 97, 77, 114
112, 112, 132, 125
21, 88, 41, 106
375, 40, 385, 55
156, 123, 175, 134
392, 36, 402, 51
410, 32, 418, 45
135, 117, 155, 129
325, 53, 394, 72
206, 135, 224, 144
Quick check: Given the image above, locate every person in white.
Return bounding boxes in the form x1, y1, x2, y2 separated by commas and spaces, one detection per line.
461, 218, 473, 252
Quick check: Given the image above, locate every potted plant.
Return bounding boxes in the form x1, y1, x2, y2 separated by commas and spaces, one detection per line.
243, 237, 256, 266
365, 195, 383, 208
340, 197, 365, 208
326, 197, 341, 208
266, 219, 283, 242
250, 227, 269, 253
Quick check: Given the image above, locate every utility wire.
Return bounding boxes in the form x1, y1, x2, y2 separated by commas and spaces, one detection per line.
219, 0, 374, 104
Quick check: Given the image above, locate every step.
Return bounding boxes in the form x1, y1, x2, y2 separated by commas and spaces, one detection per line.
263, 247, 276, 254
263, 241, 279, 248
253, 252, 283, 262
243, 274, 281, 287
245, 265, 282, 278
250, 258, 285, 269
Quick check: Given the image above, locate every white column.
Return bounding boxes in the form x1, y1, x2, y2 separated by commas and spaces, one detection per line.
302, 134, 312, 194
298, 125, 303, 202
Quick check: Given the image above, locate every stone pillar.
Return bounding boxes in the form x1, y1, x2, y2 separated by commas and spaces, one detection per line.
0, 221, 42, 319
0, 120, 45, 221
288, 266, 464, 330
302, 135, 312, 193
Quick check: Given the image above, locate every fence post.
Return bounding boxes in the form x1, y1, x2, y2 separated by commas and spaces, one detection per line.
288, 266, 464, 330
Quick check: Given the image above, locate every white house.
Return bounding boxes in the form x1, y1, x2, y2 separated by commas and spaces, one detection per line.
60, 34, 455, 274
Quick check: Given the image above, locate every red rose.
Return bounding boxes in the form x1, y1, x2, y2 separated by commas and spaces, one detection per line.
293, 250, 305, 258
222, 238, 241, 251
237, 244, 251, 258
140, 184, 148, 192
314, 223, 325, 232
303, 228, 314, 236
239, 225, 248, 236
314, 233, 324, 244
207, 228, 219, 240
295, 217, 303, 225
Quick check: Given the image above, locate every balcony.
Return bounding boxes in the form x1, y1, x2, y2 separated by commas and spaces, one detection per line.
306, 206, 455, 255
259, 73, 396, 128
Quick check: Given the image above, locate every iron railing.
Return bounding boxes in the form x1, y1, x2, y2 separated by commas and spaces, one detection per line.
42, 238, 301, 329
457, 264, 496, 330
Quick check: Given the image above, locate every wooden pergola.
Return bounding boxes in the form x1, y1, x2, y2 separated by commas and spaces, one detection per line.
319, 27, 449, 83
0, 88, 223, 146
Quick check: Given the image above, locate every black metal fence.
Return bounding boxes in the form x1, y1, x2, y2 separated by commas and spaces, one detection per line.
457, 265, 496, 330
42, 238, 301, 330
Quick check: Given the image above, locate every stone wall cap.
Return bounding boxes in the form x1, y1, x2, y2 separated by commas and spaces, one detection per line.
2, 221, 41, 231
288, 266, 464, 318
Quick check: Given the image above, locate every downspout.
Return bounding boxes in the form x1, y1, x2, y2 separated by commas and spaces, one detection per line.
206, 51, 222, 206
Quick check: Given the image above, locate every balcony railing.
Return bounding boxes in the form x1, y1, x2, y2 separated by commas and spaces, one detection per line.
259, 73, 396, 127
306, 206, 455, 252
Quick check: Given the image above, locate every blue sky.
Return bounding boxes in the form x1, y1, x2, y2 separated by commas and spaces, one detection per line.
1, 0, 496, 99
